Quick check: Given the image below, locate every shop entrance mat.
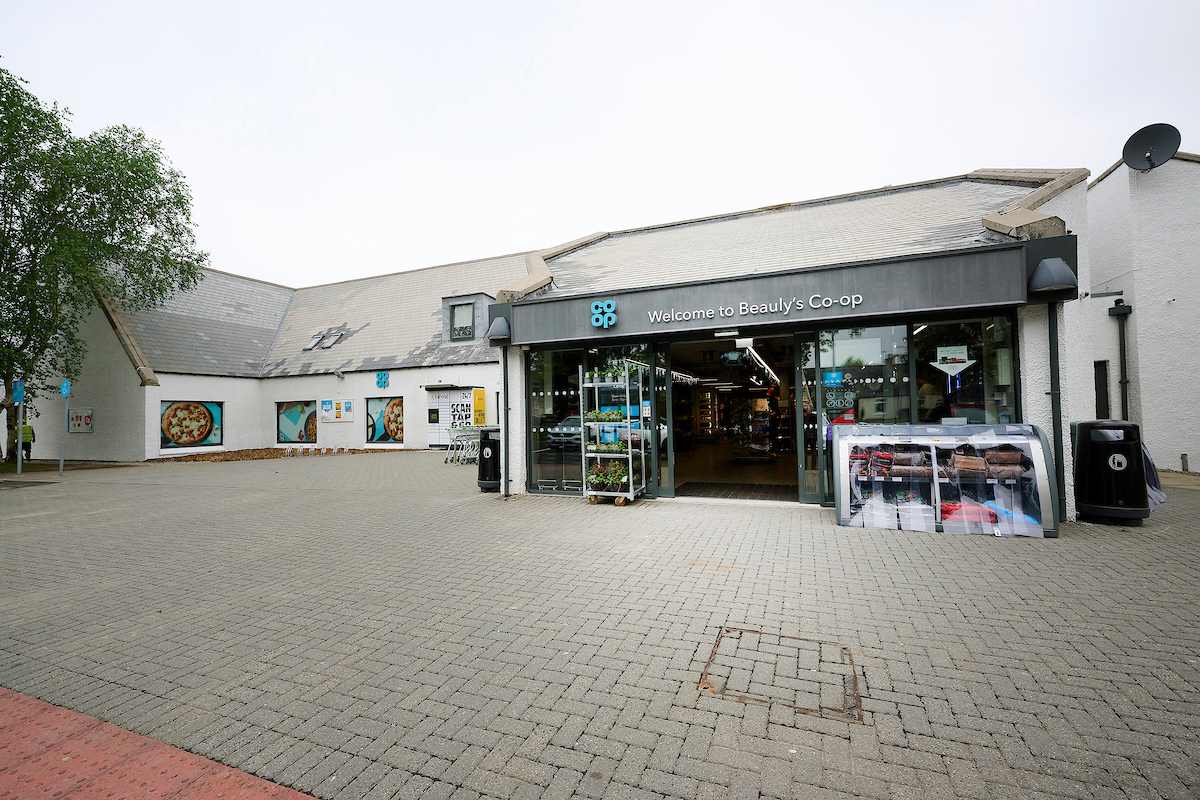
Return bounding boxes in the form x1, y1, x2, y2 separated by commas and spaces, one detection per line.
0, 687, 315, 799
675, 482, 798, 502
698, 627, 864, 723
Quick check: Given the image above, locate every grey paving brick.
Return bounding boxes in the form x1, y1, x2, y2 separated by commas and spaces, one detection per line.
2, 455, 1199, 800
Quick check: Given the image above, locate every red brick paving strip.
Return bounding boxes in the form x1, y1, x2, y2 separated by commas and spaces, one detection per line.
0, 688, 315, 799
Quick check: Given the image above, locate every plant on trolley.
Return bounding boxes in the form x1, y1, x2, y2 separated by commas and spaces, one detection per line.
586, 461, 630, 491
585, 440, 627, 453
584, 409, 625, 422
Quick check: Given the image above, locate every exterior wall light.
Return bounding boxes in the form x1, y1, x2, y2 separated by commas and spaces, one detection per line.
1028, 257, 1078, 293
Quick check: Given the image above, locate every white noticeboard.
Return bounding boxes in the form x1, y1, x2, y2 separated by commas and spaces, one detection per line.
68, 408, 93, 433
320, 399, 354, 422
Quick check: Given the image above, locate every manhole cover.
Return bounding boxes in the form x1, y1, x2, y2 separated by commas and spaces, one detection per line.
699, 627, 863, 723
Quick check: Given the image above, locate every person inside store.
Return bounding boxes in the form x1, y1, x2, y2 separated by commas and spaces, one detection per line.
925, 400, 953, 423
20, 422, 35, 460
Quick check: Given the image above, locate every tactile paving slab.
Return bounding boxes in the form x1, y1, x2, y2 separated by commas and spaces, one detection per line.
698, 627, 864, 723
0, 688, 315, 799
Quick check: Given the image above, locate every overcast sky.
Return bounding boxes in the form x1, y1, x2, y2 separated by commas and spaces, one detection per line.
4, 1, 1198, 288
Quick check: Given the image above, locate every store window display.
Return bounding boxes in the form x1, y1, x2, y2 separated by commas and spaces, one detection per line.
913, 317, 1015, 424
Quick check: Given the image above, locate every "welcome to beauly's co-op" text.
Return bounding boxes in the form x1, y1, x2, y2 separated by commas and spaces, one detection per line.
646, 293, 864, 324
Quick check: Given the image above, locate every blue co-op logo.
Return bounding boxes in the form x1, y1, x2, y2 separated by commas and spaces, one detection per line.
591, 299, 617, 329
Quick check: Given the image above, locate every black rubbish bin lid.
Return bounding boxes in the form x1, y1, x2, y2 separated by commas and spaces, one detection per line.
1078, 420, 1139, 442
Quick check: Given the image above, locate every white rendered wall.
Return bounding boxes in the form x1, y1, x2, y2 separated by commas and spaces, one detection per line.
258, 362, 501, 451
500, 347, 529, 494
1022, 181, 1092, 519
24, 310, 147, 462
149, 374, 263, 458
1086, 165, 1139, 426
1127, 158, 1200, 472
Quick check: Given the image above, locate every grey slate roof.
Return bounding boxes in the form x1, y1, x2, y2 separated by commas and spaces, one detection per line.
541, 177, 1039, 298
124, 269, 293, 378
260, 253, 529, 378
122, 253, 530, 379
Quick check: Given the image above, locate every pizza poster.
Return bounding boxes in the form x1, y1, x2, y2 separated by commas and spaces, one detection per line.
277, 401, 317, 443
366, 397, 404, 443
160, 401, 223, 448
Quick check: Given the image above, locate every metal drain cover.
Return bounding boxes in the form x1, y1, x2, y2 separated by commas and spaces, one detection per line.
699, 627, 863, 723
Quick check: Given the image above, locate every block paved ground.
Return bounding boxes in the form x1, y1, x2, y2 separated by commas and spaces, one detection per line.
1, 452, 1198, 800
0, 686, 317, 798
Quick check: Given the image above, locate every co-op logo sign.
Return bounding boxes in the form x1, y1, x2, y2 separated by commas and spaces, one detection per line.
590, 299, 617, 329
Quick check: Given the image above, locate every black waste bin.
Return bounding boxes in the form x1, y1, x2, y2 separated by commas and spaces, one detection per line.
1072, 420, 1150, 523
477, 426, 501, 492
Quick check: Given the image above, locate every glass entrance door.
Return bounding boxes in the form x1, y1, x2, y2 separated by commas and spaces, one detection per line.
795, 333, 821, 503
668, 336, 799, 501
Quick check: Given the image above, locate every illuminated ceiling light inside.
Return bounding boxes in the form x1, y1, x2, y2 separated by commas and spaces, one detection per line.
746, 346, 780, 385
627, 358, 698, 385
913, 324, 927, 335
715, 329, 739, 338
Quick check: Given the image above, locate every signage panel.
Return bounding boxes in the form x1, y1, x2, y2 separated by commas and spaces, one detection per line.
320, 399, 354, 422
509, 247, 1027, 345
68, 408, 93, 433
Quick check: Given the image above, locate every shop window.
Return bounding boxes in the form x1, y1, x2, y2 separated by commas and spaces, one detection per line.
451, 303, 475, 341
819, 325, 910, 427
527, 349, 585, 492
912, 316, 1014, 425
277, 401, 317, 443
160, 402, 223, 449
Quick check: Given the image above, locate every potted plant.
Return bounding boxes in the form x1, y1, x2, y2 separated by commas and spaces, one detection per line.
586, 462, 608, 491
610, 463, 629, 491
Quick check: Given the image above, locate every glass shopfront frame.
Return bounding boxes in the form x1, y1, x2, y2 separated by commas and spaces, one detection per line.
525, 311, 1020, 504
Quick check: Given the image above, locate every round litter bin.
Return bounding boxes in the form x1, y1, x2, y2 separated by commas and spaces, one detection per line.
477, 426, 501, 492
1072, 420, 1149, 524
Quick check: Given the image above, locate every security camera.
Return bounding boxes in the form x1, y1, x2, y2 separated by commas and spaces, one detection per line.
334, 369, 345, 379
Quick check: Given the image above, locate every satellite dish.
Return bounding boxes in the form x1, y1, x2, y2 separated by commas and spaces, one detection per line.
1122, 123, 1181, 171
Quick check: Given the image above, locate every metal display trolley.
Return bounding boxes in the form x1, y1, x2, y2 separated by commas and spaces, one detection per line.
579, 364, 647, 506
832, 424, 1059, 537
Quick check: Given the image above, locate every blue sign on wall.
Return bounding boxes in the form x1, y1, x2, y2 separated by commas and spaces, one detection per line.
590, 300, 617, 329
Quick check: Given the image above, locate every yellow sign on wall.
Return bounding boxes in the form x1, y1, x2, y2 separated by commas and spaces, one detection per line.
473, 388, 486, 426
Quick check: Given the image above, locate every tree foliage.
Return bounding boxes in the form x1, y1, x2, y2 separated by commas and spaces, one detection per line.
0, 67, 207, 461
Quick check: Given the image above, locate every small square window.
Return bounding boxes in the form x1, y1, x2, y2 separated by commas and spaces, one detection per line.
451, 303, 474, 341
302, 334, 324, 351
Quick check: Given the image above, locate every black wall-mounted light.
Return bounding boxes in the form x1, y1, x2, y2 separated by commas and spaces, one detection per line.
1028, 256, 1078, 525
1028, 257, 1078, 293
486, 316, 510, 342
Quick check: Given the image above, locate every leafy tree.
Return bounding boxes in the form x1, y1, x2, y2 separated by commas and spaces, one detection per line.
1, 67, 206, 462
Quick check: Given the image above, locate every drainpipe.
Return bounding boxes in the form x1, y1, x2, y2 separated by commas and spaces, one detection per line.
1048, 302, 1066, 523
502, 346, 510, 497
1108, 300, 1132, 421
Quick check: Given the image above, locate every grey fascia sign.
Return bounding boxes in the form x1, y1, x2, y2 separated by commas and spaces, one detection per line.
508, 242, 1051, 346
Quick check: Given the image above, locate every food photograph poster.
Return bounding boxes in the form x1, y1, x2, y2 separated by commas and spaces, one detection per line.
367, 397, 404, 443
277, 401, 317, 443
160, 401, 223, 449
